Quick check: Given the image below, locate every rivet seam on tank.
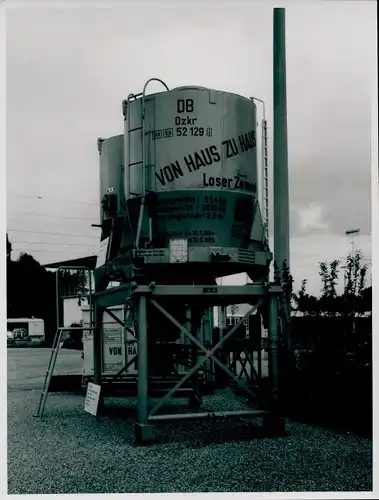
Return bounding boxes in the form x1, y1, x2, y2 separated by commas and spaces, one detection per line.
209, 89, 216, 104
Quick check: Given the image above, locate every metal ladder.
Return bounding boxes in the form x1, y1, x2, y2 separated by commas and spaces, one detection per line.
34, 266, 94, 418
250, 97, 269, 246
124, 78, 169, 250
261, 118, 269, 243
34, 325, 94, 417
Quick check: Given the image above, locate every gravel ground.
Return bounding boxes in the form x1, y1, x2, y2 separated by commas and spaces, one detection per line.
8, 387, 372, 494
7, 348, 373, 494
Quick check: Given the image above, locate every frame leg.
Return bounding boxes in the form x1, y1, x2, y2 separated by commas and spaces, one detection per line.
135, 294, 155, 444
268, 294, 279, 401
264, 293, 286, 435
203, 309, 215, 389
257, 314, 262, 381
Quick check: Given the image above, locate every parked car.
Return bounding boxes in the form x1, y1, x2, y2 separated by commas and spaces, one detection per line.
12, 328, 30, 341
7, 331, 15, 344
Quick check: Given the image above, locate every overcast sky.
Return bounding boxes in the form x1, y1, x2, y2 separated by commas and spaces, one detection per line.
6, 0, 375, 296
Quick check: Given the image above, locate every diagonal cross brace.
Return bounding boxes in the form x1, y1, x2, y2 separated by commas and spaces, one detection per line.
237, 350, 258, 381
236, 351, 250, 380
244, 350, 259, 380
109, 356, 137, 382
149, 298, 264, 416
105, 307, 137, 339
104, 308, 124, 327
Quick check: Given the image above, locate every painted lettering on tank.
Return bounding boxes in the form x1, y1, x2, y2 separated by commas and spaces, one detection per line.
155, 161, 184, 187
203, 173, 256, 193
221, 138, 239, 158
234, 177, 257, 193
203, 173, 233, 188
154, 130, 256, 186
175, 116, 198, 125
184, 145, 221, 172
238, 131, 256, 151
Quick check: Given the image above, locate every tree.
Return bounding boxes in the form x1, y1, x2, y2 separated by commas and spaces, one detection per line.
282, 260, 294, 311
361, 286, 372, 312
345, 251, 361, 296
292, 279, 319, 317
6, 233, 12, 261
318, 259, 340, 316
6, 249, 58, 345
294, 279, 307, 310
344, 250, 368, 315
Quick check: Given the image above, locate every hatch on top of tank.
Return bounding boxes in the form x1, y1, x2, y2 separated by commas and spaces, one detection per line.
171, 86, 253, 104
171, 86, 209, 91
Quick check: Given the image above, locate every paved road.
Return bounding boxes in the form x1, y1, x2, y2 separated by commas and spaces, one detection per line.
7, 348, 83, 391
7, 347, 268, 392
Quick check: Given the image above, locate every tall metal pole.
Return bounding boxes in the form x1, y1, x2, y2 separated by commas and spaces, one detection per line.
273, 7, 290, 277
268, 293, 279, 401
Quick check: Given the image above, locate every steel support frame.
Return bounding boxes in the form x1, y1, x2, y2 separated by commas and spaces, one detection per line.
148, 298, 263, 415
91, 283, 284, 443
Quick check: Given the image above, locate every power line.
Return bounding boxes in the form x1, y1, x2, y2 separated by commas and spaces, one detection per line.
8, 192, 98, 206
290, 254, 372, 261
12, 248, 96, 255
7, 218, 98, 231
7, 212, 97, 222
11, 240, 97, 247
7, 228, 99, 239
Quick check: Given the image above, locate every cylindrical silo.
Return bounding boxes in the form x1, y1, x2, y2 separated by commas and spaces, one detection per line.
123, 86, 258, 251
98, 134, 124, 224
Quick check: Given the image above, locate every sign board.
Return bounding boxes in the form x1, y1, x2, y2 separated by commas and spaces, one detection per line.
82, 328, 94, 376
81, 304, 130, 377
95, 237, 109, 268
136, 248, 165, 257
84, 383, 101, 416
103, 326, 125, 375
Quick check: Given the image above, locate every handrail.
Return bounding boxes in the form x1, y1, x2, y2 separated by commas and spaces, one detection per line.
136, 78, 169, 249
55, 266, 93, 330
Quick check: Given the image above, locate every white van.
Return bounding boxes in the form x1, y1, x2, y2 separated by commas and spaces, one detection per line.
7, 318, 45, 342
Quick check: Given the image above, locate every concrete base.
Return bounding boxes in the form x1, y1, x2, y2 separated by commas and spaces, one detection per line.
135, 423, 156, 444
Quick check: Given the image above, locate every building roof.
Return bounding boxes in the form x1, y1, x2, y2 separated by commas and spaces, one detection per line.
43, 255, 97, 270
7, 317, 44, 322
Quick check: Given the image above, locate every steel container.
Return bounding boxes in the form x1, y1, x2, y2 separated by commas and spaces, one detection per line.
98, 134, 124, 224
124, 86, 258, 249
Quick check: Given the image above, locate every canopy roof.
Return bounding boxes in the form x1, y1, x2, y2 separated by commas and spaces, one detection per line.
43, 255, 97, 270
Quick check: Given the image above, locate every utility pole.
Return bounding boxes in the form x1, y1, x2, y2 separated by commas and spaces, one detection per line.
345, 228, 360, 349
345, 228, 360, 260
273, 7, 290, 279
